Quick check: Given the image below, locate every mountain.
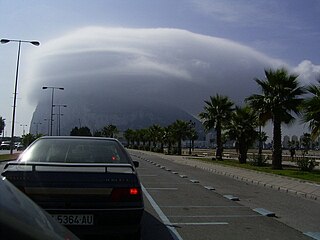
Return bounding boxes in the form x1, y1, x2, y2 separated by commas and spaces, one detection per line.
30, 95, 202, 136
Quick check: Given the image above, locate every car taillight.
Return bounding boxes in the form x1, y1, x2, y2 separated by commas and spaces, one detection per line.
111, 188, 141, 202
130, 188, 139, 195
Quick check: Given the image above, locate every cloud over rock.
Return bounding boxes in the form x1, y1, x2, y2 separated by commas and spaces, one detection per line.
25, 27, 317, 134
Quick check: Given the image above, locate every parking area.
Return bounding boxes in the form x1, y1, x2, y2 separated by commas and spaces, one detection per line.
132, 151, 312, 240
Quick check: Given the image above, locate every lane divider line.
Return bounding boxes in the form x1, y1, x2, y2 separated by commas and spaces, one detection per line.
304, 232, 320, 240
141, 184, 184, 240
146, 188, 178, 190
171, 222, 228, 226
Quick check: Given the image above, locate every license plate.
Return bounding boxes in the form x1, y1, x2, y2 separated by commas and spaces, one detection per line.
52, 214, 94, 225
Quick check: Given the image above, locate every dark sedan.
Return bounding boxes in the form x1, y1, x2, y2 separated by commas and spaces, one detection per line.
2, 136, 144, 239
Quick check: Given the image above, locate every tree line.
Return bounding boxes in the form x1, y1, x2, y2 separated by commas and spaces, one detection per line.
199, 68, 320, 170
4, 67, 320, 171
70, 124, 119, 138
124, 120, 198, 155
123, 67, 320, 171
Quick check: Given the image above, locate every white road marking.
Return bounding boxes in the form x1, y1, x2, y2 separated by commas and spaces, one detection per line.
139, 174, 158, 177
146, 188, 178, 190
168, 215, 263, 218
171, 222, 228, 225
304, 232, 320, 240
141, 184, 184, 240
160, 205, 247, 208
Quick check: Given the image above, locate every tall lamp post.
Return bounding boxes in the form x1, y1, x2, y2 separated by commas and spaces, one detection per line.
20, 124, 27, 136
42, 86, 64, 136
53, 104, 67, 136
1, 39, 40, 154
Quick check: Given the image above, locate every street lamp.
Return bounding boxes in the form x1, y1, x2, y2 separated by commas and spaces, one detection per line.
1, 38, 40, 154
53, 104, 67, 136
20, 124, 27, 136
42, 86, 64, 136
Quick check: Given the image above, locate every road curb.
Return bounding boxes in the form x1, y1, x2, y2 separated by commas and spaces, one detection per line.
131, 150, 319, 202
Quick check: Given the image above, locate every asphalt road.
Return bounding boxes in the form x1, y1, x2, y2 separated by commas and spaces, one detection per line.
132, 151, 319, 240
1, 152, 319, 240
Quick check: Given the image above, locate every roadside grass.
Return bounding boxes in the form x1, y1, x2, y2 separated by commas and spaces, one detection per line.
0, 153, 20, 161
196, 157, 320, 184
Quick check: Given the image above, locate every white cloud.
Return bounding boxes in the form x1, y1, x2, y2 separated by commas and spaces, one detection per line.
293, 60, 320, 84
24, 27, 286, 112
21, 27, 319, 135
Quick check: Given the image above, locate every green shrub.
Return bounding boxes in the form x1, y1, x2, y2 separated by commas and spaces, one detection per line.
250, 153, 267, 166
297, 156, 317, 172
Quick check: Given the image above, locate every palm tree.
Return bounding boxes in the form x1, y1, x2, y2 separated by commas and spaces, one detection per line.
302, 80, 320, 139
70, 126, 92, 136
148, 124, 165, 152
101, 124, 119, 138
189, 127, 199, 154
199, 94, 234, 160
226, 106, 258, 163
163, 125, 176, 154
300, 133, 312, 154
245, 95, 270, 162
135, 128, 149, 150
124, 129, 135, 147
246, 68, 305, 169
171, 120, 190, 155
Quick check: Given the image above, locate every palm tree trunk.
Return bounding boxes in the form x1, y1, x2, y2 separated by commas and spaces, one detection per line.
258, 125, 263, 156
272, 117, 282, 169
178, 139, 182, 155
216, 125, 223, 160
238, 141, 247, 164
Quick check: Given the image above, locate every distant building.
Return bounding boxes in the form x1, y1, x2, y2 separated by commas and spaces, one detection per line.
283, 135, 290, 149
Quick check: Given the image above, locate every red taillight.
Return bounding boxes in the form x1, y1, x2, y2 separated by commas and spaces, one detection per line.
130, 188, 139, 195
111, 188, 141, 202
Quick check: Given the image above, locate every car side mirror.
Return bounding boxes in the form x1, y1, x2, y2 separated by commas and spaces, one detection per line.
133, 161, 139, 168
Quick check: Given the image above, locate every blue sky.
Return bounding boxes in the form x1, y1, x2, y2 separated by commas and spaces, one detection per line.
1, 0, 320, 137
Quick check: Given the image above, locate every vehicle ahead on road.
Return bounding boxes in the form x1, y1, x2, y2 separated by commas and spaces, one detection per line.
2, 136, 144, 239
0, 141, 10, 150
0, 176, 80, 240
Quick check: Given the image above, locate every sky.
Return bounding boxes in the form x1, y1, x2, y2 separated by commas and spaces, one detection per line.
0, 0, 320, 138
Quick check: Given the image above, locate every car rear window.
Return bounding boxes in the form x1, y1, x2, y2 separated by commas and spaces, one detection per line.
20, 138, 129, 164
